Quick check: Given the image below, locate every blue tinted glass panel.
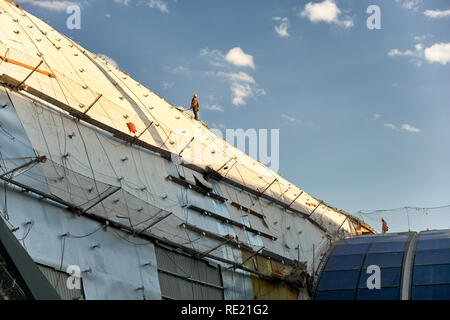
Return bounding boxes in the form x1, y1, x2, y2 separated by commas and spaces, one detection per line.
419, 231, 450, 240
331, 244, 370, 256
411, 285, 450, 300
358, 267, 401, 288
340, 236, 376, 244
368, 241, 406, 253
413, 264, 450, 285
314, 290, 355, 300
356, 287, 400, 300
414, 249, 450, 266
364, 252, 404, 268
317, 270, 360, 290
324, 255, 365, 271
416, 239, 450, 251
373, 235, 410, 242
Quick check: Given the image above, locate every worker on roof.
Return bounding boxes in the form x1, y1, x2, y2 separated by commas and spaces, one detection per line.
190, 93, 199, 120
381, 218, 389, 234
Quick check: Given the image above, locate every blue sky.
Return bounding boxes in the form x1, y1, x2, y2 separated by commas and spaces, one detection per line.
15, 0, 450, 229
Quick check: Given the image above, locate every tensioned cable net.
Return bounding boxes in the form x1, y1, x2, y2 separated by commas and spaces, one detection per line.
357, 205, 450, 233
0, 0, 367, 235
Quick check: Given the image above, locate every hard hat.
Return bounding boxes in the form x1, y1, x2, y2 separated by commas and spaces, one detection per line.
193, 93, 197, 97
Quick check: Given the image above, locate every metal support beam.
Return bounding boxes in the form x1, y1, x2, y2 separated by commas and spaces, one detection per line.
259, 178, 277, 196
82, 186, 121, 213
287, 191, 303, 208
227, 246, 265, 271
197, 238, 232, 259
136, 211, 172, 236
217, 157, 235, 172
0, 156, 46, 180
179, 137, 194, 156
308, 201, 323, 218
130, 121, 153, 145
83, 93, 102, 115
15, 61, 43, 89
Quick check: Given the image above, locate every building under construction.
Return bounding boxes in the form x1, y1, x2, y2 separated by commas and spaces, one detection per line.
2, 1, 448, 301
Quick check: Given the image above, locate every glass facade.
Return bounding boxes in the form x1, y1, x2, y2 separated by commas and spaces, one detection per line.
315, 233, 410, 300
411, 230, 450, 300
315, 230, 450, 300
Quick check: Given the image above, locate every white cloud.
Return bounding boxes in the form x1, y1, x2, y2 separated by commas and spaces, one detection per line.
384, 122, 422, 133
389, 42, 450, 66
16, 0, 79, 11
413, 34, 433, 41
216, 71, 255, 84
147, 0, 169, 13
199, 48, 228, 68
97, 53, 119, 68
228, 81, 265, 107
424, 43, 450, 65
105, 13, 112, 18
201, 47, 255, 69
272, 17, 290, 38
114, 0, 131, 5
162, 81, 174, 89
388, 44, 424, 66
396, 0, 421, 11
384, 123, 397, 130
300, 0, 353, 28
225, 47, 255, 69
169, 66, 190, 74
388, 48, 417, 57
281, 113, 299, 123
401, 123, 421, 132
201, 48, 262, 106
424, 9, 450, 18
203, 104, 224, 112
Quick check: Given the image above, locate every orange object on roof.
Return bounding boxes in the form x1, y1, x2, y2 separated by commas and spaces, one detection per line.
127, 122, 137, 134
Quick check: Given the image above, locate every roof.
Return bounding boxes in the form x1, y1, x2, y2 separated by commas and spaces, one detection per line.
0, 0, 373, 235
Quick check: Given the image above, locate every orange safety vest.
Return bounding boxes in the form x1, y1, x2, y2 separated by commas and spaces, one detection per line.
191, 97, 199, 111
381, 218, 389, 234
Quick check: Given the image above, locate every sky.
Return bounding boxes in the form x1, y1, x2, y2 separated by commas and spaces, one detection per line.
13, 0, 450, 230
